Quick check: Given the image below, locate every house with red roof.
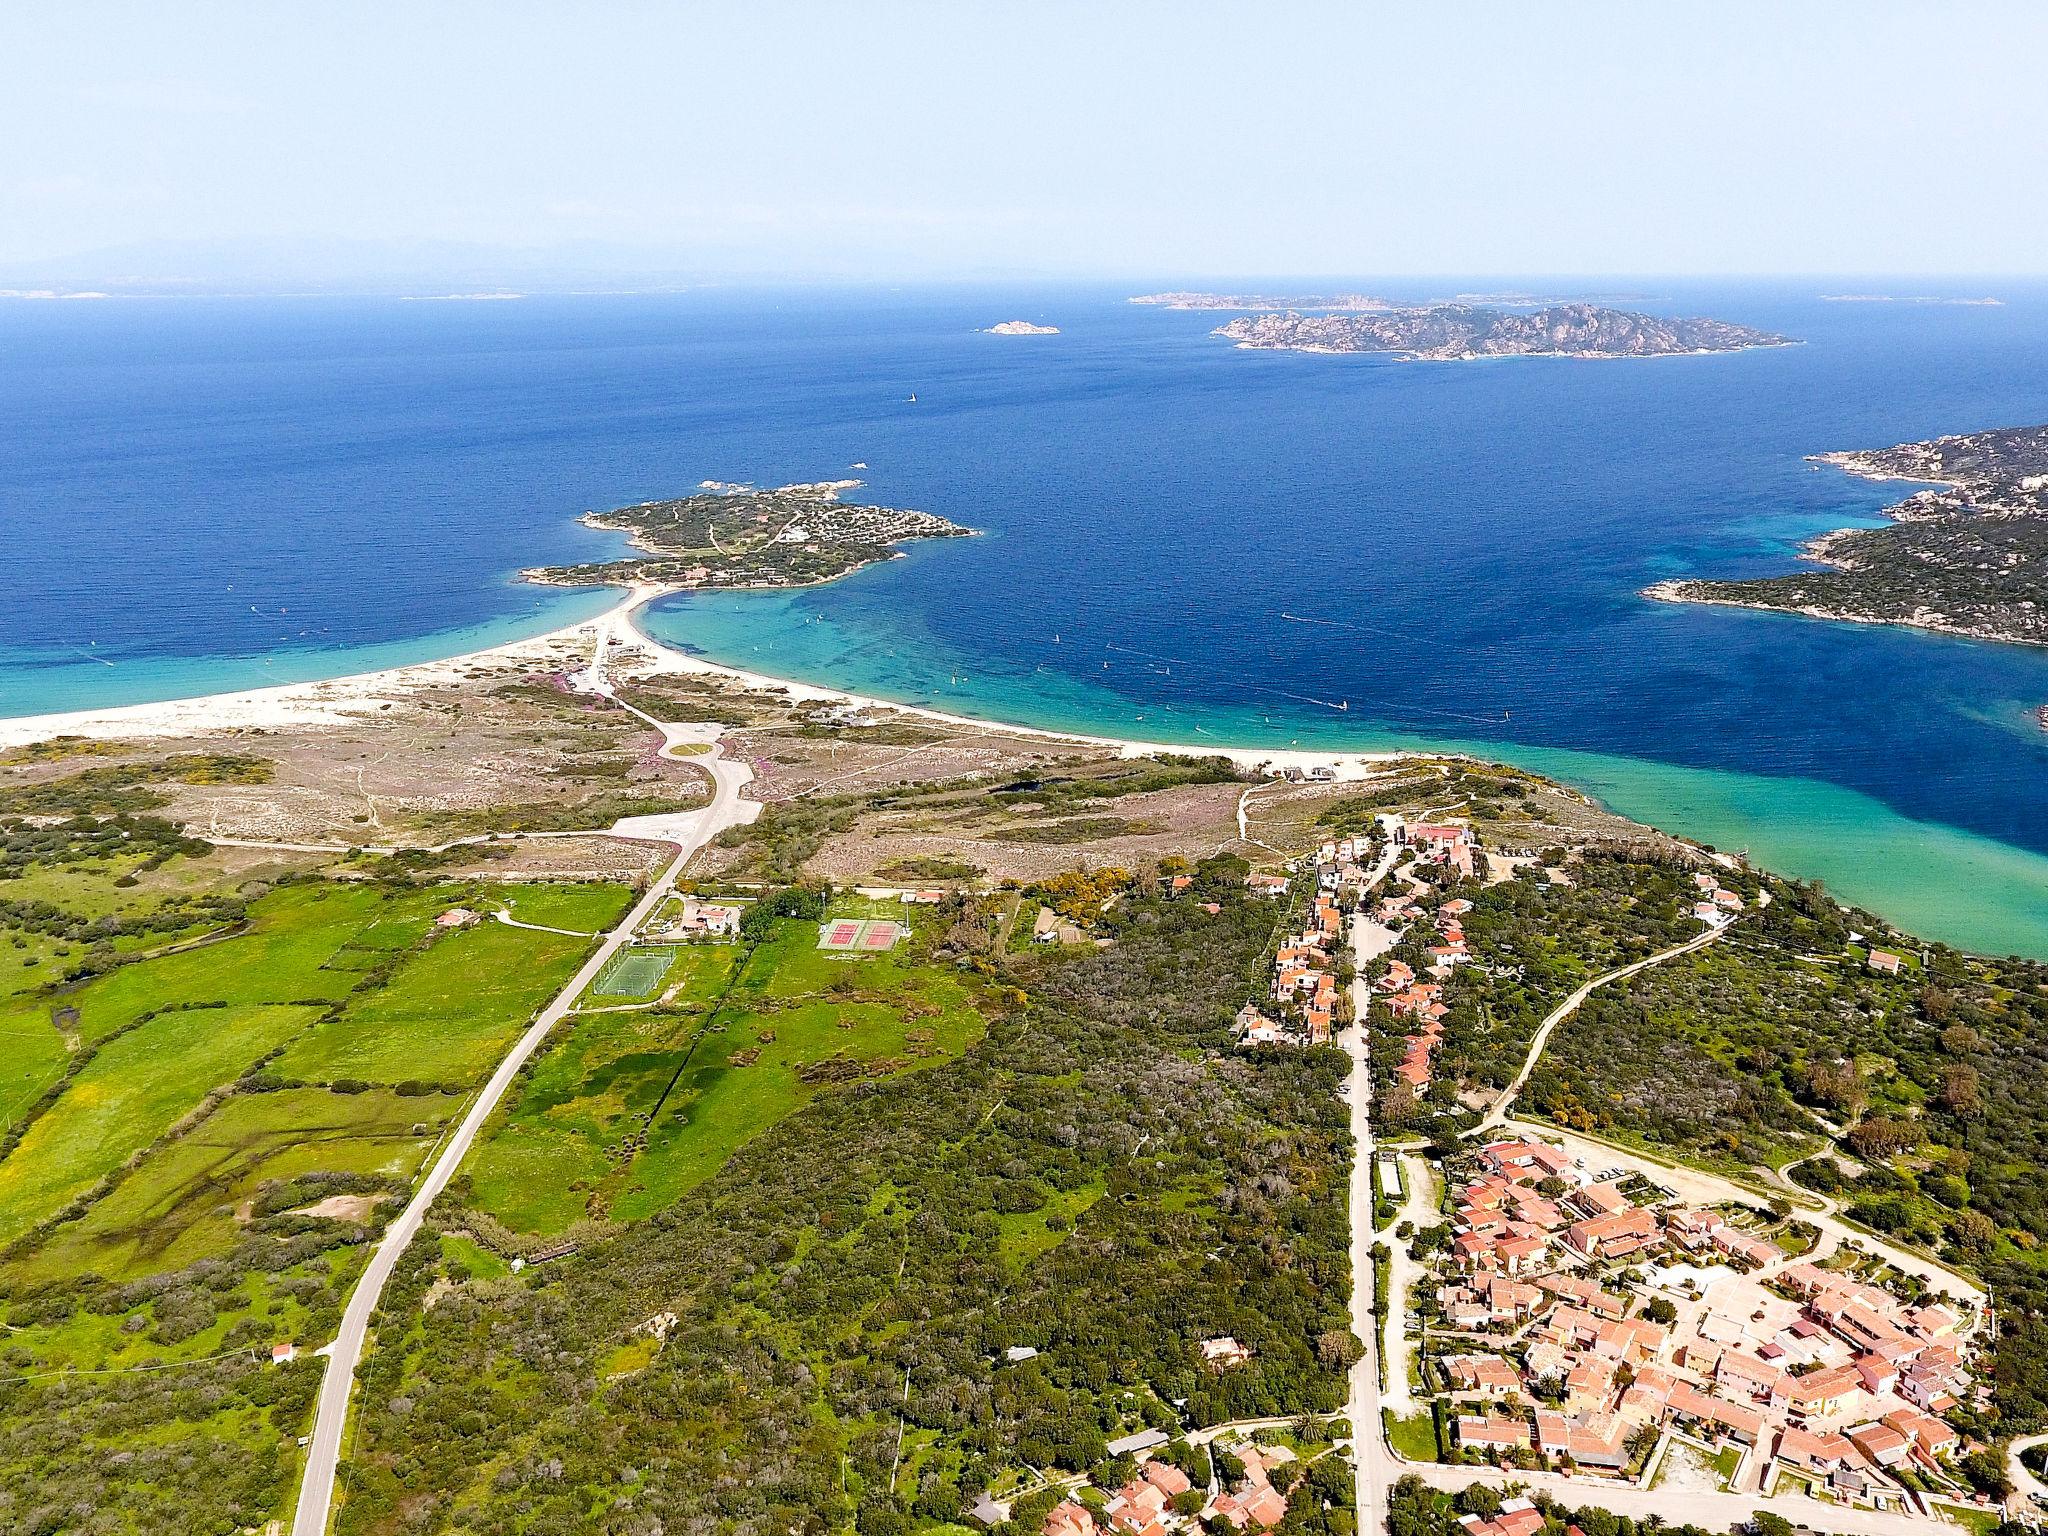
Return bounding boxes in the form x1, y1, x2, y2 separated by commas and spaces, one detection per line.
1565, 1207, 1659, 1261
1456, 1413, 1533, 1452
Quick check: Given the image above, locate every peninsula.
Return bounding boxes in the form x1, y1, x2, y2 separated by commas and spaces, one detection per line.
1648, 421, 2048, 648
1211, 302, 1792, 360
520, 480, 971, 591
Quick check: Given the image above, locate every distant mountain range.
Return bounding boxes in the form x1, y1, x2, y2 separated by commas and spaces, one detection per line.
1211, 302, 1792, 360
1129, 291, 1392, 311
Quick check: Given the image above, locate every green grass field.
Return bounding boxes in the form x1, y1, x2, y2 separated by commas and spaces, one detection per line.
495, 883, 635, 934
0, 877, 621, 1256
591, 945, 676, 999
465, 915, 987, 1234
277, 917, 595, 1084
0, 1002, 321, 1247
10, 1085, 454, 1283
0, 882, 407, 1139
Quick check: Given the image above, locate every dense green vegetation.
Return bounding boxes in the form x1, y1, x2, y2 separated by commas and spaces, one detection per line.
332, 856, 1358, 1536
1370, 852, 1735, 1133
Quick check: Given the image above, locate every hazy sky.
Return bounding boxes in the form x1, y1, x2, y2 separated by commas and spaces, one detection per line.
8, 1, 2047, 283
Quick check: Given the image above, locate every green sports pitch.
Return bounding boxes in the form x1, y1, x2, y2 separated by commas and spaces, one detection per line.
590, 946, 677, 998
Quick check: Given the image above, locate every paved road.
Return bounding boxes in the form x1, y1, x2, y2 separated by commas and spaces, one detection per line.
2008, 1432, 2048, 1512
1477, 919, 1732, 1133
1343, 846, 1403, 1536
289, 737, 758, 1536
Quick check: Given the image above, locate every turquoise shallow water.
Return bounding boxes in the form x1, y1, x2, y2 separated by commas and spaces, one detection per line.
642, 585, 2048, 960
3, 283, 2046, 956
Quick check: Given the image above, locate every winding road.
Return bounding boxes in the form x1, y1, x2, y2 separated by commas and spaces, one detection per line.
1477, 918, 1733, 1133
289, 662, 759, 1536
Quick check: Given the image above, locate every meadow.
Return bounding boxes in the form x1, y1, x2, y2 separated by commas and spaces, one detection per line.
12, 1085, 456, 1283
277, 917, 595, 1085
464, 909, 986, 1235
0, 1001, 322, 1247
0, 851, 630, 1533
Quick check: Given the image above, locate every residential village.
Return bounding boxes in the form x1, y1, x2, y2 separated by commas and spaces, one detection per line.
1030, 1436, 1300, 1536
1421, 1133, 1981, 1515
1232, 815, 1480, 1057
1208, 802, 2002, 1535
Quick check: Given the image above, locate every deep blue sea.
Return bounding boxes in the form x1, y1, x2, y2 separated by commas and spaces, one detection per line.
3, 283, 2046, 954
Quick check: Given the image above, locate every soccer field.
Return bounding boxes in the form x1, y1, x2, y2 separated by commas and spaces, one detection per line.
591, 946, 676, 998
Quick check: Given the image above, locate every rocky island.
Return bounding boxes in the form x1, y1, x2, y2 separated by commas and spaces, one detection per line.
521, 480, 971, 591
1130, 290, 1390, 311
1211, 301, 1791, 359
985, 319, 1058, 334
1648, 422, 2048, 649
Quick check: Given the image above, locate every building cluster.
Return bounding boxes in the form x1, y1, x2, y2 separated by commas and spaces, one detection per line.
1689, 870, 1745, 927
1456, 1497, 1553, 1536
1233, 847, 1355, 1048
649, 894, 742, 940
1405, 820, 1477, 879
1038, 1437, 1293, 1536
1427, 1136, 1976, 1508
1371, 889, 1471, 1092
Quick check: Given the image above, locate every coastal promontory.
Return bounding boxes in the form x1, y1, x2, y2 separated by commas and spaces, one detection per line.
522, 480, 970, 591
1649, 421, 2048, 648
1211, 301, 1791, 360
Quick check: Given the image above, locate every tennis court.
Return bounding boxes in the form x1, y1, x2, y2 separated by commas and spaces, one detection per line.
817, 918, 904, 952
590, 945, 677, 998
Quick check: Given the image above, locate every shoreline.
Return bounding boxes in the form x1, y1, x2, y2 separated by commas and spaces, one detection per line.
617, 598, 1405, 781
1641, 579, 2048, 652
0, 582, 1405, 781
0, 588, 651, 749
10, 582, 2048, 958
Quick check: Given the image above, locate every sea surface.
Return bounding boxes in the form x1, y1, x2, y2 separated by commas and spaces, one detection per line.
3, 284, 2047, 955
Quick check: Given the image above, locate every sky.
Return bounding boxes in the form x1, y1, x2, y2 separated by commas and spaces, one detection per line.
6, 0, 2047, 287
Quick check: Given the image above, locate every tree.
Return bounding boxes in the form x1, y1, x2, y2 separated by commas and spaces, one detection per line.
1846, 1115, 1918, 1161
1455, 1485, 1503, 1519
1800, 1059, 1865, 1117
1960, 1448, 2013, 1499
1950, 1210, 1998, 1257
1938, 1064, 1983, 1117
1748, 1516, 1794, 1536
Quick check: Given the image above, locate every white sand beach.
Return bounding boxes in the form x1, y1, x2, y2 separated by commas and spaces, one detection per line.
0, 585, 1407, 781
